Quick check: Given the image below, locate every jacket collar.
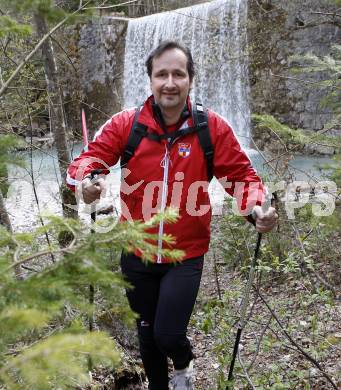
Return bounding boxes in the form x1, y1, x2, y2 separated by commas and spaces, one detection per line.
137, 95, 194, 133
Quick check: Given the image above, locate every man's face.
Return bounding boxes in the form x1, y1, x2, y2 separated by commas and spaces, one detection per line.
150, 48, 192, 115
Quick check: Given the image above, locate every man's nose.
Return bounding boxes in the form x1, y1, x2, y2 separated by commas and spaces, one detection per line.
165, 75, 175, 87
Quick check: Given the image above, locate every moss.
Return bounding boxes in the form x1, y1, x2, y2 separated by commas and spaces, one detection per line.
252, 113, 341, 154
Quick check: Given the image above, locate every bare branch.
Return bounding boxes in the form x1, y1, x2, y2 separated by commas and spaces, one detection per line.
213, 249, 222, 300
269, 70, 326, 87
21, 264, 40, 273
309, 11, 341, 18
258, 291, 339, 390
6, 241, 77, 272
250, 135, 280, 177
291, 222, 336, 296
247, 313, 273, 370
51, 36, 77, 73
0, 15, 70, 98
0, 0, 131, 98
6, 228, 141, 271
254, 0, 274, 15
83, 0, 138, 11
238, 350, 257, 390
25, 99, 55, 262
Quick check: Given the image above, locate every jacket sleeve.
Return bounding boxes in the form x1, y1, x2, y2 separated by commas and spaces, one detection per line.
210, 112, 268, 217
66, 110, 133, 192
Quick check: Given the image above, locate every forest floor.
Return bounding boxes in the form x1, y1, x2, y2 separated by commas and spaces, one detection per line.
83, 212, 340, 390
189, 245, 340, 389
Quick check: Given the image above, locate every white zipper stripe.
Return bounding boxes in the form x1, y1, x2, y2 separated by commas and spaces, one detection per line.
156, 120, 189, 263
157, 146, 170, 263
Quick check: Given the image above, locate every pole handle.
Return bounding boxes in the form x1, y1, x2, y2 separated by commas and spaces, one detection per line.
90, 169, 103, 181
89, 169, 103, 223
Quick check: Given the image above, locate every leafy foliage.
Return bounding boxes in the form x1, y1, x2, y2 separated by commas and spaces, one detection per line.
202, 31, 341, 388
0, 208, 183, 388
199, 198, 340, 388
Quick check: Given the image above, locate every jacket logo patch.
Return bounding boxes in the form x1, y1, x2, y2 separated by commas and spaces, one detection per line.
178, 143, 191, 158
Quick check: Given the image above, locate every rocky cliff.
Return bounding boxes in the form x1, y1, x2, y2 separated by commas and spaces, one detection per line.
59, 15, 127, 138
248, 0, 340, 133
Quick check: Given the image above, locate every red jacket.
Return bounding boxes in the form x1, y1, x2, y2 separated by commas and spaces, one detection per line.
67, 96, 266, 262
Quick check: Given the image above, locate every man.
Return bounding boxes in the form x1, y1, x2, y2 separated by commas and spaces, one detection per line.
67, 41, 277, 390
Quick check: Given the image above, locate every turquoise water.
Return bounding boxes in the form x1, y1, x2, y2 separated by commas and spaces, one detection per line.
10, 144, 332, 183
248, 150, 333, 181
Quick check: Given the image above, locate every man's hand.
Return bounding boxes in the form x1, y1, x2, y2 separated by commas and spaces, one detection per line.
80, 176, 106, 204
252, 205, 278, 233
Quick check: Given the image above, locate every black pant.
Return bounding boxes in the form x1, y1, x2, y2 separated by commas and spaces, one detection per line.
120, 253, 204, 390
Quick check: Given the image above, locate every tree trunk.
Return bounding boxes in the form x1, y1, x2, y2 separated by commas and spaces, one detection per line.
128, 0, 164, 17
34, 11, 77, 221
33, 11, 70, 182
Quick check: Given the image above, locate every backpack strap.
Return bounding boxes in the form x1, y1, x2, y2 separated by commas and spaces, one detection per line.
122, 102, 215, 182
192, 102, 214, 181
121, 105, 147, 167
121, 105, 197, 165
145, 126, 198, 143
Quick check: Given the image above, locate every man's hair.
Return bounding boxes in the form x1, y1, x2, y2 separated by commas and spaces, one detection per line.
145, 40, 195, 82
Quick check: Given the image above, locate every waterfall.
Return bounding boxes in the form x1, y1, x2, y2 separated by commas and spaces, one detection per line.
123, 0, 250, 146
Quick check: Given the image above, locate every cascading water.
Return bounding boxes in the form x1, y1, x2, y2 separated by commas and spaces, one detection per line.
123, 0, 250, 146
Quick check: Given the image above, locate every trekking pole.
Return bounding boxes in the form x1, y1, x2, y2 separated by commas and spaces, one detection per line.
87, 168, 102, 373
81, 108, 98, 374
226, 232, 262, 389
226, 195, 277, 389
